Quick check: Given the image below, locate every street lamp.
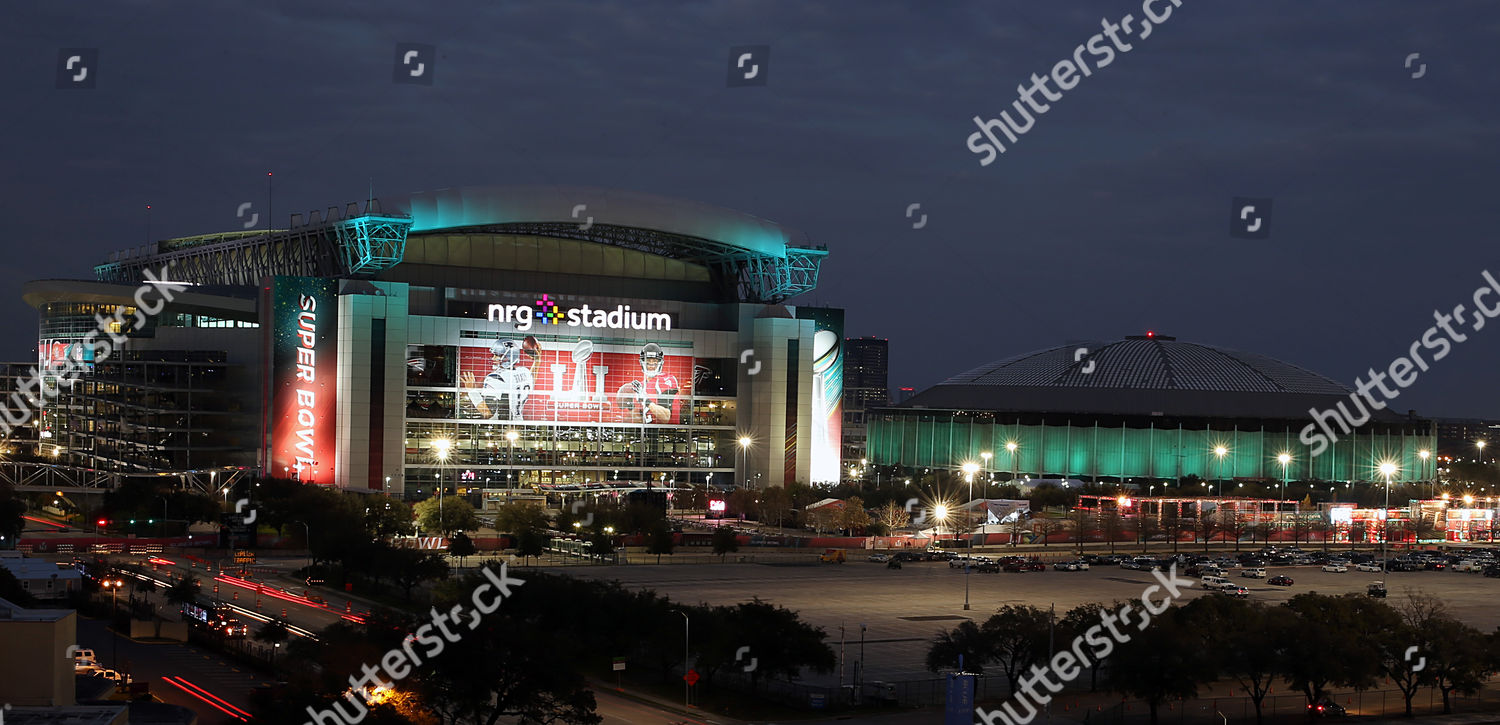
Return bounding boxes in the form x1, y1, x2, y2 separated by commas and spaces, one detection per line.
433, 438, 452, 531
737, 436, 752, 489
1006, 441, 1019, 486
1419, 450, 1431, 497
1277, 453, 1291, 541
961, 462, 979, 611
981, 451, 993, 496
1379, 461, 1398, 573
506, 430, 519, 488
1214, 446, 1228, 498
1478, 440, 1487, 464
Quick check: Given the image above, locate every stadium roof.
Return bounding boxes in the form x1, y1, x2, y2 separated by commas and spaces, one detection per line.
900, 334, 1403, 421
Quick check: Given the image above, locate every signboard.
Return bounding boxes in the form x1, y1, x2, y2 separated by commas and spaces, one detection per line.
808, 692, 826, 709
487, 295, 673, 331
268, 276, 338, 485
796, 307, 843, 484
612, 657, 626, 672
450, 339, 696, 424
944, 673, 976, 725
233, 550, 257, 565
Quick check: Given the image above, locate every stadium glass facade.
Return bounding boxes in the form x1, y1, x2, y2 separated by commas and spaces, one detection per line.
866, 412, 1436, 483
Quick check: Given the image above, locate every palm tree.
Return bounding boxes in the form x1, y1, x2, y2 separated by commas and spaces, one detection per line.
255, 618, 291, 666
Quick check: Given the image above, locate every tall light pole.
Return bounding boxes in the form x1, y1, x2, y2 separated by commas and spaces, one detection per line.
506, 430, 519, 489
1419, 450, 1431, 498
1214, 446, 1228, 498
981, 451, 993, 497
1380, 461, 1397, 573
1275, 453, 1292, 542
961, 462, 979, 611
433, 438, 452, 533
1006, 441, 1019, 488
675, 610, 691, 707
1479, 440, 1487, 464
737, 436, 752, 489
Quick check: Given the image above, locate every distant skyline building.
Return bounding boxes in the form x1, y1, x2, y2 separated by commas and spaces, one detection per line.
842, 336, 888, 467
1434, 418, 1500, 462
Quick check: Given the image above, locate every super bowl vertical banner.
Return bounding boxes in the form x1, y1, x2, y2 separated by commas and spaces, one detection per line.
797, 307, 844, 484
270, 277, 338, 485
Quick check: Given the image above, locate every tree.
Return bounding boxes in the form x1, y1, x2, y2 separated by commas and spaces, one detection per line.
515, 528, 547, 565
413, 496, 479, 537
388, 547, 450, 599
1426, 619, 1495, 713
711, 527, 739, 562
1281, 593, 1396, 707
876, 501, 910, 532
837, 496, 871, 534
806, 506, 838, 535
1099, 510, 1125, 554
756, 486, 792, 529
1069, 507, 1095, 552
256, 618, 291, 665
364, 499, 415, 539
1218, 507, 1247, 551
1028, 483, 1076, 510
722, 600, 835, 691
1106, 606, 1213, 725
448, 532, 477, 568
1057, 603, 1109, 691
1160, 504, 1190, 553
1385, 593, 1446, 716
981, 605, 1052, 695
1032, 517, 1065, 547
1185, 596, 1287, 725
646, 524, 675, 563
1195, 505, 1221, 552
494, 502, 552, 535
0, 482, 25, 546
927, 619, 993, 674
164, 574, 200, 608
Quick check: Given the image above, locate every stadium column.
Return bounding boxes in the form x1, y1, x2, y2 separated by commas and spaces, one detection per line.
745, 312, 817, 488
335, 281, 410, 492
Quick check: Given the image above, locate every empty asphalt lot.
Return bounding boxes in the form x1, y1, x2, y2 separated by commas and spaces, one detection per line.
562, 554, 1500, 685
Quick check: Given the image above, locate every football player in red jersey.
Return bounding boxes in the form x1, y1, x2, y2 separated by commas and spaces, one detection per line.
617, 342, 681, 423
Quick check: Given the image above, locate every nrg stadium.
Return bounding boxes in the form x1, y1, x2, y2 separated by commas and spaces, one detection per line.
20, 186, 846, 504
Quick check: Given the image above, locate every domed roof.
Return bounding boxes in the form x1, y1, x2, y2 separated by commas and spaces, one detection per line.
903, 335, 1393, 421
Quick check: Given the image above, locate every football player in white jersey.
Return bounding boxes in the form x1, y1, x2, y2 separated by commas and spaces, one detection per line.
460, 339, 534, 420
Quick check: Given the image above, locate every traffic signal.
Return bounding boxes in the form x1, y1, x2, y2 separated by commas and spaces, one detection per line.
96, 519, 107, 526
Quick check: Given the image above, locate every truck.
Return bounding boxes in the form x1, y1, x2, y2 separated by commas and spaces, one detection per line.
819, 549, 846, 564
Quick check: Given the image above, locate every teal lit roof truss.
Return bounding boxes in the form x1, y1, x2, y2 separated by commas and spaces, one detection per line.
333, 214, 413, 275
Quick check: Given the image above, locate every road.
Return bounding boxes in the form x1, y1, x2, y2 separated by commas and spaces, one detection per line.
77, 617, 266, 724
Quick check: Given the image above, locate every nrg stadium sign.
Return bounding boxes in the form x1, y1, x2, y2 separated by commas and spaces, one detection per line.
487, 293, 672, 332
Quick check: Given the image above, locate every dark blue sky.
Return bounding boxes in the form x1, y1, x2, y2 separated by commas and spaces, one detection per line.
6, 1, 1499, 417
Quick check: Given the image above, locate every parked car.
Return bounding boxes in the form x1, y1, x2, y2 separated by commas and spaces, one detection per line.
868, 553, 890, 563
1355, 562, 1382, 573
1367, 581, 1387, 598
1484, 566, 1500, 578
1268, 575, 1294, 586
1308, 697, 1346, 717
1221, 585, 1250, 598
1240, 568, 1266, 579
1322, 563, 1348, 573
1119, 559, 1142, 570
1053, 561, 1079, 572
974, 561, 999, 573
1071, 560, 1090, 571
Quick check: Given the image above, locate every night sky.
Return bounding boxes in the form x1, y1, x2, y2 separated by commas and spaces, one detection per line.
6, 1, 1500, 418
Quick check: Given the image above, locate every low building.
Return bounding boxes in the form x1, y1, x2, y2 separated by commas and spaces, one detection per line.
0, 552, 82, 601
0, 596, 77, 707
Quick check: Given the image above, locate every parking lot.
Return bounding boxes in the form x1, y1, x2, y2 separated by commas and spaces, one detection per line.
565, 546, 1500, 687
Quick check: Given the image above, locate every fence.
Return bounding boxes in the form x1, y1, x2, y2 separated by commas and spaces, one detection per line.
1089, 686, 1497, 725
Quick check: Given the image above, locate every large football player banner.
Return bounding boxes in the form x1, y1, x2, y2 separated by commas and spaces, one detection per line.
457, 338, 695, 423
